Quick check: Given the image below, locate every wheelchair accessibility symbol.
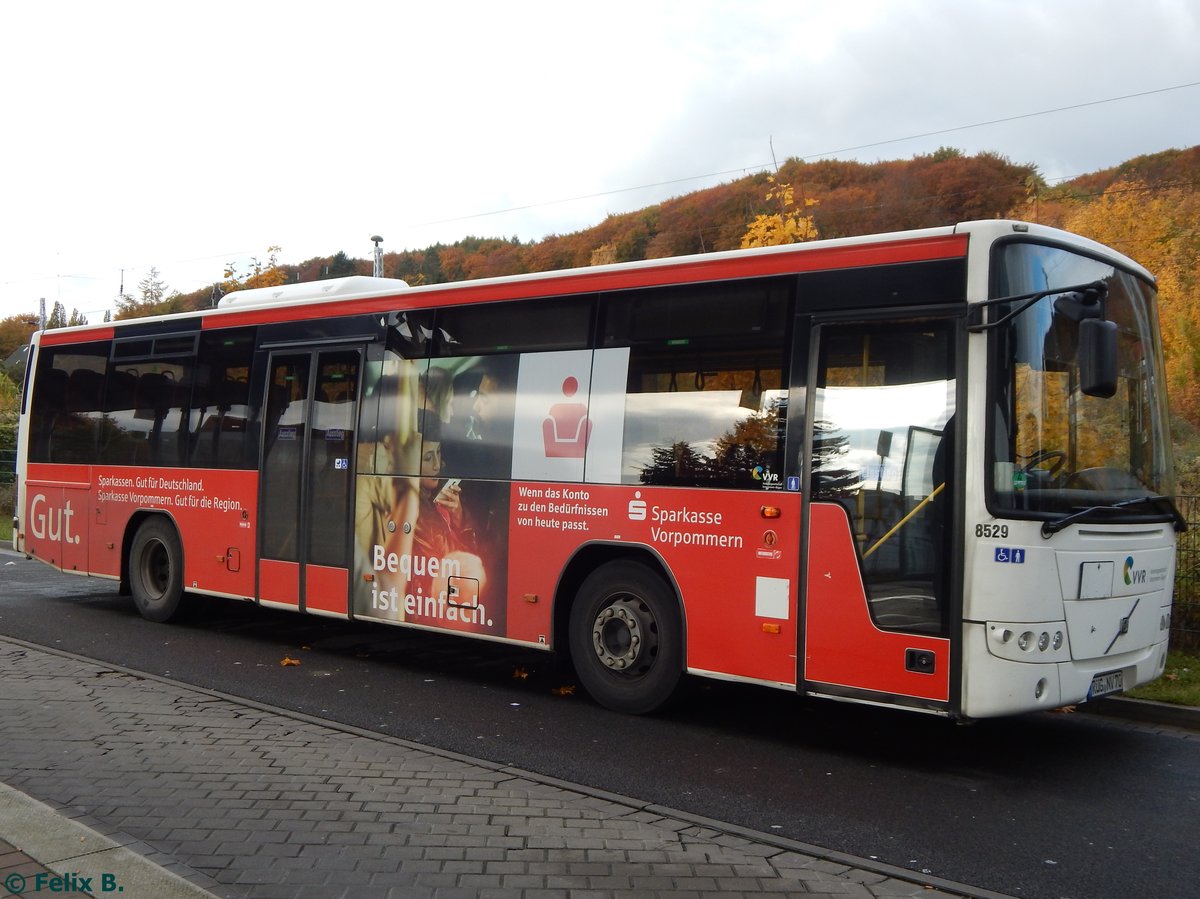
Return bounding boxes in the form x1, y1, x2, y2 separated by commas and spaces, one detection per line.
994, 546, 1026, 564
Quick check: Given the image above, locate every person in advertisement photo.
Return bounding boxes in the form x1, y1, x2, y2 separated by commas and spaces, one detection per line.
440, 355, 519, 480
408, 409, 488, 627
356, 356, 510, 637
354, 355, 422, 621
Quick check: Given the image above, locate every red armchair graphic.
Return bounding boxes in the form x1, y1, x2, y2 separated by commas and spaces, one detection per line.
543, 377, 591, 458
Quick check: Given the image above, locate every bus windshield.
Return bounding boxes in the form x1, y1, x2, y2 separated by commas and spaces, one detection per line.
989, 241, 1175, 518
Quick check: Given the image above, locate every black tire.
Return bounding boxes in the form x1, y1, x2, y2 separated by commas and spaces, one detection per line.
568, 560, 682, 714
128, 517, 185, 623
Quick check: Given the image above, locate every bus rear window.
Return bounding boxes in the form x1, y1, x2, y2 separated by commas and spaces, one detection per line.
28, 343, 109, 464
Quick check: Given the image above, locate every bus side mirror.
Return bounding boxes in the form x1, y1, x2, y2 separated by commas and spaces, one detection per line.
1080, 318, 1117, 398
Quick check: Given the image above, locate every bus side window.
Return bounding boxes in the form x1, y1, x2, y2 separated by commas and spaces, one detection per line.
98, 367, 142, 465
431, 297, 589, 482
136, 367, 192, 467
600, 279, 790, 488
190, 330, 255, 469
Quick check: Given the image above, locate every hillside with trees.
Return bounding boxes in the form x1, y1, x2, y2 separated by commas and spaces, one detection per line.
2, 144, 1197, 435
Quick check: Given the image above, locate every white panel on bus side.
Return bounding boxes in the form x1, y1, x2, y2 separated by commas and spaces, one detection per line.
585, 347, 630, 485
511, 349, 594, 482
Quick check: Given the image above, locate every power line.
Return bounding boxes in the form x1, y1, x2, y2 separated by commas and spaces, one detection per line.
800, 81, 1200, 161
402, 80, 1200, 232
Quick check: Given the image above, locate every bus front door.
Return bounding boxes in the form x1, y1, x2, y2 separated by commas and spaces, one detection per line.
258, 348, 361, 616
803, 319, 956, 707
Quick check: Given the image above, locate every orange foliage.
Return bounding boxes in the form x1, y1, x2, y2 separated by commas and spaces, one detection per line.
740, 176, 819, 248
1063, 178, 1200, 425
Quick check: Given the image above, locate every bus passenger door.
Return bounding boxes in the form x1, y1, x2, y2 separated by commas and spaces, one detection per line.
258, 348, 361, 616
803, 319, 956, 707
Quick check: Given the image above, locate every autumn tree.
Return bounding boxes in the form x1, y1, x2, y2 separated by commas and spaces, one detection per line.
0, 369, 18, 489
115, 266, 183, 320
1063, 179, 1200, 425
741, 175, 820, 248
0, 315, 37, 388
0, 316, 36, 362
590, 243, 619, 266
139, 267, 169, 304
224, 246, 289, 293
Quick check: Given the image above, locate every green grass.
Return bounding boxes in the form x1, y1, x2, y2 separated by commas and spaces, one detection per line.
1125, 650, 1200, 705
0, 516, 11, 545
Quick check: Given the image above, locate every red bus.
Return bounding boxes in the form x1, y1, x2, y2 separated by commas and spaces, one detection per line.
14, 220, 1182, 717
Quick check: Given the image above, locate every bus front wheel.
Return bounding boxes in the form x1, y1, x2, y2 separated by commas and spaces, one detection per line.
129, 517, 185, 623
569, 561, 682, 714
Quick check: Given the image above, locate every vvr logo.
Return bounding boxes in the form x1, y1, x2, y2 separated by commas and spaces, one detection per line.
1124, 555, 1147, 586
753, 466, 780, 485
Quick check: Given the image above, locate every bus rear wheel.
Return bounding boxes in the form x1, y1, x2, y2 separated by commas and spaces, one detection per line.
569, 561, 682, 714
129, 517, 185, 622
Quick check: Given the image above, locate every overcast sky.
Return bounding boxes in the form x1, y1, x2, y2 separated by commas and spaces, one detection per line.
2, 0, 1197, 323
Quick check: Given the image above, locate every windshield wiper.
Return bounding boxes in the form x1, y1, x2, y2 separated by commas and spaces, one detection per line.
1041, 494, 1187, 538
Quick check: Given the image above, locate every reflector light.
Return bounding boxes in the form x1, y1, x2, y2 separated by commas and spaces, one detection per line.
760, 506, 781, 519
762, 623, 781, 634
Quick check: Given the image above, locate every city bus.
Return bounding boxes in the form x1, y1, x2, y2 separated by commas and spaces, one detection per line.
13, 220, 1182, 718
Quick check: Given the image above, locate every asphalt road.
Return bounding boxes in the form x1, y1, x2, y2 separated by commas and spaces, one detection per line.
1, 552, 1196, 899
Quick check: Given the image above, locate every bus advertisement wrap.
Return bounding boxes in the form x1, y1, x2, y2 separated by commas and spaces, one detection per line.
349, 346, 799, 684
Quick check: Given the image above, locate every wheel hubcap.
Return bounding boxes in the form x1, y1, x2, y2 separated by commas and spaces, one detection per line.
141, 540, 170, 600
592, 597, 658, 674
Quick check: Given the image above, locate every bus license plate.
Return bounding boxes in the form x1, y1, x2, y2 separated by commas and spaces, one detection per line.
1088, 670, 1124, 699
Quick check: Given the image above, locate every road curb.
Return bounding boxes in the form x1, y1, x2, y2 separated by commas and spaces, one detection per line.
0, 783, 217, 898
1078, 695, 1200, 731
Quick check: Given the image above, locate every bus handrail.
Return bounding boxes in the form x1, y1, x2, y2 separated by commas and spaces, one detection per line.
862, 482, 945, 559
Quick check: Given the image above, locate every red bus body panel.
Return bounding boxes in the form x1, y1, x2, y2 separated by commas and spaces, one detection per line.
504, 483, 801, 686
24, 463, 259, 600
804, 503, 950, 702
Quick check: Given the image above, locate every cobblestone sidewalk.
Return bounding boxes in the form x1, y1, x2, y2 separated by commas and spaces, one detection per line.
0, 637, 1004, 899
